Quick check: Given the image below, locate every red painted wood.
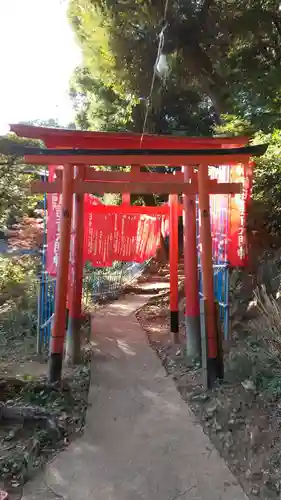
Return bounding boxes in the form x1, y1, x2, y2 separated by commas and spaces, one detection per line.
131, 164, 141, 173
30, 179, 242, 196
10, 123, 249, 149
51, 164, 74, 355
84, 169, 184, 182
169, 194, 179, 314
25, 153, 252, 167
81, 204, 171, 214
198, 164, 217, 359
69, 165, 85, 320
122, 193, 130, 205
183, 166, 200, 316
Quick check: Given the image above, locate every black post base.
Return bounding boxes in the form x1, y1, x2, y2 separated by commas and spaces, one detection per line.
205, 301, 225, 387
216, 317, 224, 381
207, 356, 224, 389
216, 345, 224, 381
170, 310, 179, 343
48, 352, 63, 384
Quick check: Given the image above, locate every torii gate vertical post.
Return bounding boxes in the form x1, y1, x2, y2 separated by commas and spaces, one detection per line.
122, 165, 142, 204
182, 165, 201, 361
49, 164, 74, 383
122, 193, 130, 205
197, 163, 223, 386
66, 164, 85, 365
169, 194, 179, 343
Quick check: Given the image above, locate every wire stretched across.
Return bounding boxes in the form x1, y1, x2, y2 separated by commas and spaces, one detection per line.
140, 0, 170, 145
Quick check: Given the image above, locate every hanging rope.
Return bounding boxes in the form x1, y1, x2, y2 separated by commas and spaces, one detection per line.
140, 0, 170, 145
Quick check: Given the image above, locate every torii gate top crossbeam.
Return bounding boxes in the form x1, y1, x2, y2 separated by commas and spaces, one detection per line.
10, 124, 249, 150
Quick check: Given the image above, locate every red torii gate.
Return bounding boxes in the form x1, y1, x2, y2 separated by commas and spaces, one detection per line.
10, 125, 262, 387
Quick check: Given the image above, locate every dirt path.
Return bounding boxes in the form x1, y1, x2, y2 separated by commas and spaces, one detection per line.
22, 290, 247, 500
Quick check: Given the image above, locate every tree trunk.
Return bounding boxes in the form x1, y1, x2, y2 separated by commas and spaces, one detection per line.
182, 44, 230, 119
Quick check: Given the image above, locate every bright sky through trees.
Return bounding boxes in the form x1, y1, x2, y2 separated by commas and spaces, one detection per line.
0, 0, 81, 131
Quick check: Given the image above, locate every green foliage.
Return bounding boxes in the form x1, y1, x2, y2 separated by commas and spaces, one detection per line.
214, 115, 281, 233
69, 64, 213, 135
0, 259, 38, 366
68, 0, 218, 133
240, 288, 281, 401
213, 115, 256, 137
68, 0, 281, 132
0, 164, 38, 227
252, 130, 281, 232
102, 193, 121, 205
0, 292, 37, 348
0, 134, 41, 227
227, 334, 281, 401
0, 364, 90, 487
0, 256, 36, 296
0, 257, 25, 294
70, 68, 137, 131
22, 118, 77, 130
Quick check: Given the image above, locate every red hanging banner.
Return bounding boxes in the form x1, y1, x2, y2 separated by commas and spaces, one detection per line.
83, 194, 105, 266
46, 165, 62, 276
200, 162, 252, 267
82, 200, 162, 267
228, 162, 252, 267
209, 165, 230, 264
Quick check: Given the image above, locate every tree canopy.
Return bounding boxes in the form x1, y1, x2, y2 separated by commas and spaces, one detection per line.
68, 0, 281, 133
